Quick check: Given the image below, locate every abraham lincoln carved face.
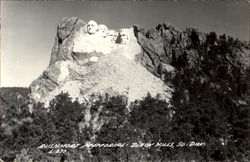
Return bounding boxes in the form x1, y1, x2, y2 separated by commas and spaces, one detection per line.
119, 29, 130, 44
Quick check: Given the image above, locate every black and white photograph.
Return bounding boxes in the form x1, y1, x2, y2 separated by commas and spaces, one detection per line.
0, 0, 249, 161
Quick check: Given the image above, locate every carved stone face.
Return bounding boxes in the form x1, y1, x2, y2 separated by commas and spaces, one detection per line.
87, 20, 99, 34
108, 30, 118, 42
98, 24, 108, 38
119, 29, 130, 44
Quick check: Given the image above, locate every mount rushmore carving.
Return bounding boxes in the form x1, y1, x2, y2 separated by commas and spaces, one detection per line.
32, 17, 239, 107
29, 17, 175, 107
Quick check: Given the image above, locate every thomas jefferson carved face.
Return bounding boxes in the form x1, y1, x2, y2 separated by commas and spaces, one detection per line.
98, 24, 108, 38
87, 20, 99, 34
108, 30, 118, 42
119, 29, 130, 44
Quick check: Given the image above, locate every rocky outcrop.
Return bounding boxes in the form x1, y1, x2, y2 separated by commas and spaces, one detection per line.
29, 17, 173, 107
133, 23, 249, 83
29, 17, 249, 107
49, 17, 85, 65
134, 23, 206, 77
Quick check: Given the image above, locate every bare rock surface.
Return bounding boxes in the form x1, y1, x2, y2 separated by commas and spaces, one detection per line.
134, 23, 206, 76
29, 17, 173, 107
30, 17, 249, 107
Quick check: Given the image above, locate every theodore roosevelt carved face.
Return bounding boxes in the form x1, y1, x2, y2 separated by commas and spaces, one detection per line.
108, 30, 118, 42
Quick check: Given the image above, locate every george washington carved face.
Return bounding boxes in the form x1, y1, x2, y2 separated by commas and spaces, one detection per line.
87, 20, 99, 34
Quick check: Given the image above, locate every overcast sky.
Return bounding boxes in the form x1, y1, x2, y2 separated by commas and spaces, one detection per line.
1, 1, 249, 87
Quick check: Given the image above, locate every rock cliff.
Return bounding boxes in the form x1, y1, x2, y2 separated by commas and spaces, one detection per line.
29, 17, 173, 106
29, 17, 250, 107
